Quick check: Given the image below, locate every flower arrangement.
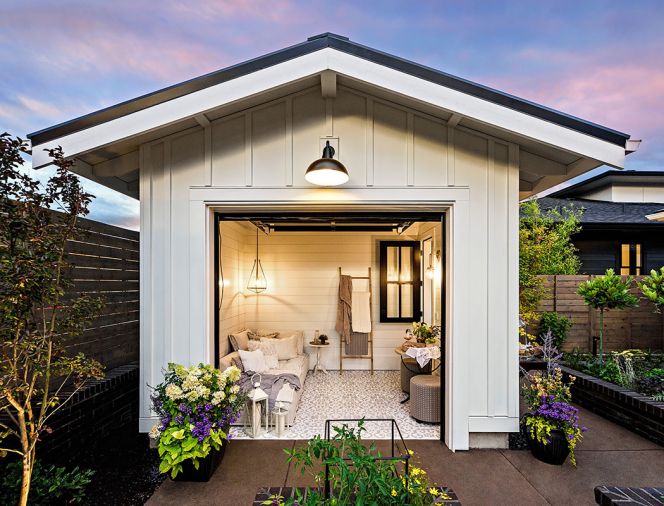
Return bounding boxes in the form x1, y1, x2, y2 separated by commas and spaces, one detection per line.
150, 363, 245, 478
522, 364, 586, 465
411, 322, 440, 344
523, 395, 586, 466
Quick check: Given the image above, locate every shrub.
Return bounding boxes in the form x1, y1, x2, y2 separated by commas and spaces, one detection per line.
577, 269, 639, 366
538, 312, 572, 350
0, 461, 93, 506
638, 266, 664, 313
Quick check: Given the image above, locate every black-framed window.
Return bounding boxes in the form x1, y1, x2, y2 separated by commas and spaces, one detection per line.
379, 241, 421, 323
620, 243, 642, 275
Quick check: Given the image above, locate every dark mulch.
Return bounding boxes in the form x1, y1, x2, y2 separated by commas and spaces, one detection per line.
74, 431, 164, 506
508, 424, 530, 451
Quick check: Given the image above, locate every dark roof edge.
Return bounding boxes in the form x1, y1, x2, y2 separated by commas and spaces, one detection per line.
28, 33, 630, 148
549, 170, 664, 198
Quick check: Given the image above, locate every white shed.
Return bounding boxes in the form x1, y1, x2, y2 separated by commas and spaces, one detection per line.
29, 33, 636, 450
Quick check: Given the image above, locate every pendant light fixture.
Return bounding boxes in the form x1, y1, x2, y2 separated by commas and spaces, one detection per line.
304, 140, 349, 186
247, 227, 267, 293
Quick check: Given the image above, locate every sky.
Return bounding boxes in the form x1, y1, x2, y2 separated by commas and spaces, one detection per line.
1, 0, 663, 230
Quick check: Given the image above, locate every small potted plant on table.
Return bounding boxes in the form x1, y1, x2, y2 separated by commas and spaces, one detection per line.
411, 322, 440, 345
150, 363, 245, 481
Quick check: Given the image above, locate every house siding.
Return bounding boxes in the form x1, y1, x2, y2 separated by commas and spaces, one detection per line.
138, 84, 520, 449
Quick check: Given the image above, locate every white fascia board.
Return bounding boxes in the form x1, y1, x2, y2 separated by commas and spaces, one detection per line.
32, 47, 626, 170
325, 50, 626, 168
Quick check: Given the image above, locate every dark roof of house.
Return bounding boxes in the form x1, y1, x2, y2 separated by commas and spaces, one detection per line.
537, 197, 664, 225
28, 33, 630, 148
548, 170, 664, 199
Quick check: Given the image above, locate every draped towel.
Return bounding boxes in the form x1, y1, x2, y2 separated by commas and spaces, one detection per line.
336, 275, 353, 344
351, 291, 371, 333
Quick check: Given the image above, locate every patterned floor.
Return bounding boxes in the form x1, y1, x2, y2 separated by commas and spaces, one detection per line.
230, 370, 441, 440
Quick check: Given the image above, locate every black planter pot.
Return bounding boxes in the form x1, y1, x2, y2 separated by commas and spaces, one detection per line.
172, 441, 227, 482
526, 427, 570, 465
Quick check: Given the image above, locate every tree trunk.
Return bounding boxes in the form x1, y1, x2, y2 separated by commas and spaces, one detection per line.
599, 309, 604, 368
19, 452, 32, 506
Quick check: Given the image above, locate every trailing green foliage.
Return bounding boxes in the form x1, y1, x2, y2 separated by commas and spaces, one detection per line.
538, 312, 572, 350
519, 200, 581, 342
0, 460, 94, 505
638, 267, 664, 313
577, 269, 639, 366
282, 420, 449, 505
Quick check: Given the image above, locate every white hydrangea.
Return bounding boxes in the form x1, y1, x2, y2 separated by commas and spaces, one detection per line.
182, 374, 200, 392
165, 383, 183, 400
148, 424, 161, 440
211, 390, 226, 405
231, 385, 240, 394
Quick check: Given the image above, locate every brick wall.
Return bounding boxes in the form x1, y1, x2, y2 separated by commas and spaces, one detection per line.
562, 366, 664, 447
39, 364, 139, 460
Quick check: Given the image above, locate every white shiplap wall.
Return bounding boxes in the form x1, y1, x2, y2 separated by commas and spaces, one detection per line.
240, 229, 433, 370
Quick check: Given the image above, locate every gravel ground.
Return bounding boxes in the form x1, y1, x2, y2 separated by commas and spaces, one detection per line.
78, 432, 165, 506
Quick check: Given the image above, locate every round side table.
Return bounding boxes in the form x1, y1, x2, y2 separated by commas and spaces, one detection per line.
309, 342, 329, 374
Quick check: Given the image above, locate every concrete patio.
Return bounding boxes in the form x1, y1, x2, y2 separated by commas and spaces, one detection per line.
147, 405, 664, 506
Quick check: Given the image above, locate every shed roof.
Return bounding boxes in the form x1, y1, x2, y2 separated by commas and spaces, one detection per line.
537, 197, 664, 225
548, 170, 664, 199
28, 32, 630, 148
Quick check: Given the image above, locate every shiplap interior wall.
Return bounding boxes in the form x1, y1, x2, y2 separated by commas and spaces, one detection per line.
217, 223, 442, 370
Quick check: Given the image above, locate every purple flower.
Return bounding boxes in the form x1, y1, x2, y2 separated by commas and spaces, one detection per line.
175, 415, 184, 424
179, 403, 193, 415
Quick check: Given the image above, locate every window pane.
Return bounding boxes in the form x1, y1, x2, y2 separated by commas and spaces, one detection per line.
636, 244, 642, 267
621, 244, 630, 267
387, 247, 399, 282
401, 284, 413, 318
620, 268, 630, 275
400, 246, 412, 282
387, 283, 399, 317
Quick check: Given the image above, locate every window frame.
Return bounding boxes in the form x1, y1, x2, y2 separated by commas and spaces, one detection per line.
379, 240, 422, 323
619, 243, 642, 276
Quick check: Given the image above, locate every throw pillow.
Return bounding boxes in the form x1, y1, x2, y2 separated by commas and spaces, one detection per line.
248, 330, 280, 340
247, 340, 278, 368
238, 349, 267, 373
279, 331, 304, 355
229, 329, 251, 352
231, 356, 244, 371
263, 335, 298, 361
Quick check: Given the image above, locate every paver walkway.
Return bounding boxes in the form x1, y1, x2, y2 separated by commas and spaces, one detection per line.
147, 405, 664, 505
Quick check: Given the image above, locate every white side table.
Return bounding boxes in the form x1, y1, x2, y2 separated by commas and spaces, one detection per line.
309, 342, 329, 374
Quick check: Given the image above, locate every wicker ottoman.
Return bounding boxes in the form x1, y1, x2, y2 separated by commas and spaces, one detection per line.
410, 375, 441, 423
400, 359, 432, 392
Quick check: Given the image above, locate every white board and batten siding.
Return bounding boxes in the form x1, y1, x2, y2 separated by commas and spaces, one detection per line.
139, 84, 519, 449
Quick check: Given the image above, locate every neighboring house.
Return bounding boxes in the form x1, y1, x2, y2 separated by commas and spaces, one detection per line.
539, 170, 664, 275
26, 33, 637, 450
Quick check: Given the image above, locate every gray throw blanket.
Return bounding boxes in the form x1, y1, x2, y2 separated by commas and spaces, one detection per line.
336, 274, 353, 344
238, 371, 301, 410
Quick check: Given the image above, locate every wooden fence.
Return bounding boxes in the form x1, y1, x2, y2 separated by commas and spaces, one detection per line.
536, 275, 664, 352
64, 215, 139, 369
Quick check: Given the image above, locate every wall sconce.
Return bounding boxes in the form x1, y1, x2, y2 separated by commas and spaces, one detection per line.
247, 227, 267, 293
304, 140, 349, 186
425, 250, 441, 280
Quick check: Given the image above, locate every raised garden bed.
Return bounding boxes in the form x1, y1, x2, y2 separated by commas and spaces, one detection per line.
253, 486, 460, 505
561, 366, 664, 446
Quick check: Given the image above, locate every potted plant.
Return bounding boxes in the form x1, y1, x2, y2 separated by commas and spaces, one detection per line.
411, 322, 440, 345
279, 420, 453, 505
150, 363, 245, 481
522, 332, 587, 466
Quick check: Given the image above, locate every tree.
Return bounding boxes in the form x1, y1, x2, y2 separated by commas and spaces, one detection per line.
0, 134, 104, 506
577, 269, 639, 367
519, 200, 582, 341
638, 266, 664, 313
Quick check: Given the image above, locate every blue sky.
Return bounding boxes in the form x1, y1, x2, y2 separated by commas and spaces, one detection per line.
2, 0, 663, 230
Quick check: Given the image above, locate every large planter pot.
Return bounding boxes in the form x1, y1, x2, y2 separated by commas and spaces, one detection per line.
526, 427, 570, 465
172, 441, 227, 482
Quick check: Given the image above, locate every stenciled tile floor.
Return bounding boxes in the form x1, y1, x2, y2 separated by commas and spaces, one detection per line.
230, 370, 441, 440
